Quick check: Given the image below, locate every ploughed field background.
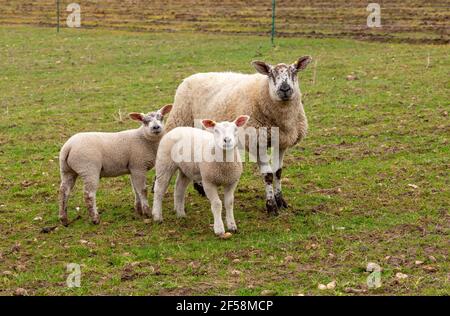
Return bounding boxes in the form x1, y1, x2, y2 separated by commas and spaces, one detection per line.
0, 0, 449, 43
0, 1, 449, 296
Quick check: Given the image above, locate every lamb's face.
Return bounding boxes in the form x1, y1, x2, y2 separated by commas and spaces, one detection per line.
142, 111, 165, 136
202, 115, 250, 151
129, 104, 173, 138
252, 56, 312, 102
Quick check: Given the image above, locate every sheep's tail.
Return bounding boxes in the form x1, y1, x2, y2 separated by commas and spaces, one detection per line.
59, 142, 72, 176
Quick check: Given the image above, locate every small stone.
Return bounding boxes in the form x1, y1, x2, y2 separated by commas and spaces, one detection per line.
407, 183, 418, 189
395, 272, 408, 279
219, 232, 233, 239
261, 290, 276, 296
143, 219, 151, 224
346, 74, 358, 81
423, 265, 437, 272
3, 270, 13, 276
326, 280, 336, 289
232, 259, 241, 263
230, 270, 242, 276
284, 255, 294, 262
414, 260, 424, 266
428, 255, 437, 262
33, 216, 43, 221
13, 288, 28, 296
79, 240, 88, 245
318, 284, 327, 290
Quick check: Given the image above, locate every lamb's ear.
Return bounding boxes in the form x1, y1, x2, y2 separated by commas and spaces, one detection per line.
251, 61, 272, 76
292, 56, 312, 72
159, 104, 173, 116
202, 119, 216, 130
129, 112, 144, 122
234, 115, 250, 128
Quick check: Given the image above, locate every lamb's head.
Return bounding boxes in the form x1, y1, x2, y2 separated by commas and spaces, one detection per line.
252, 56, 312, 102
202, 115, 250, 151
129, 104, 172, 138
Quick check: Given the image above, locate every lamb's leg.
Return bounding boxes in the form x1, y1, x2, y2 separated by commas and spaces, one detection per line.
224, 182, 238, 232
58, 172, 77, 226
130, 171, 150, 218
174, 171, 190, 218
274, 148, 288, 209
203, 181, 225, 236
258, 153, 279, 216
152, 169, 175, 223
82, 174, 100, 225
130, 174, 143, 216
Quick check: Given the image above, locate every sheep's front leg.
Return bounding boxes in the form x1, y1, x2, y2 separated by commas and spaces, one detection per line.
258, 154, 279, 216
274, 148, 288, 209
130, 171, 150, 218
174, 171, 190, 218
203, 181, 225, 236
130, 174, 143, 216
224, 182, 238, 232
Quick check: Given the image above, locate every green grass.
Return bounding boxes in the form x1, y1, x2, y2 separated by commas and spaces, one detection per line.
0, 25, 448, 296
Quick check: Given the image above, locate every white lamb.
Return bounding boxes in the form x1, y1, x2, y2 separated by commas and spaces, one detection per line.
152, 115, 250, 236
58, 104, 172, 225
164, 56, 312, 215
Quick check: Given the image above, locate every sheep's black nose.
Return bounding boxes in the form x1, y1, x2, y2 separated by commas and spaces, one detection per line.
280, 84, 291, 92
152, 125, 161, 131
223, 137, 231, 144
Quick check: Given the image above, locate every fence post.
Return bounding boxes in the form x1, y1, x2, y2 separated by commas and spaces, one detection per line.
271, 0, 276, 45
56, 0, 60, 32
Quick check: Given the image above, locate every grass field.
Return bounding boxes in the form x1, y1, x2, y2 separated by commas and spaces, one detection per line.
0, 25, 449, 296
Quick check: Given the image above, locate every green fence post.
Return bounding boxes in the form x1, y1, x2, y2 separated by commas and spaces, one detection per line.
56, 0, 60, 32
271, 0, 276, 45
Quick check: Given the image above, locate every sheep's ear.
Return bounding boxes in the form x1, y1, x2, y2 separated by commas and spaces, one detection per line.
292, 56, 312, 72
159, 104, 173, 116
234, 115, 250, 128
202, 119, 216, 130
129, 112, 144, 122
251, 61, 272, 76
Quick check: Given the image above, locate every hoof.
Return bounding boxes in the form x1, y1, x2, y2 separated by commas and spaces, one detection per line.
275, 193, 288, 209
266, 198, 279, 216
60, 217, 69, 227
92, 218, 100, 225
193, 182, 206, 197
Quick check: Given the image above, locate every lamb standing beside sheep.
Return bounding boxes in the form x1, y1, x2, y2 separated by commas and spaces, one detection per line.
164, 56, 312, 215
152, 115, 249, 236
58, 104, 172, 225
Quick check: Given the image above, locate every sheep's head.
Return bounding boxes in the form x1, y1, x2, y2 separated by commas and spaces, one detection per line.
202, 115, 250, 151
252, 56, 312, 102
129, 104, 172, 138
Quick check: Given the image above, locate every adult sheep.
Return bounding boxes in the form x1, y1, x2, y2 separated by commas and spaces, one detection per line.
165, 56, 312, 215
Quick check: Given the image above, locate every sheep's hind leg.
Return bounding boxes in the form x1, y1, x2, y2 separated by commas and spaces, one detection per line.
203, 181, 225, 236
59, 172, 77, 226
174, 171, 190, 218
82, 174, 100, 225
152, 168, 175, 223
224, 182, 238, 232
